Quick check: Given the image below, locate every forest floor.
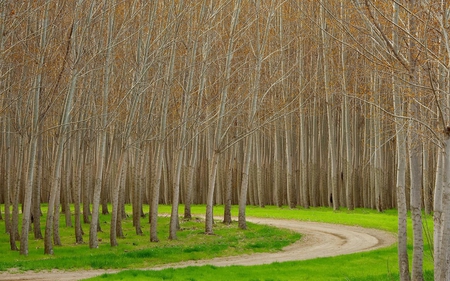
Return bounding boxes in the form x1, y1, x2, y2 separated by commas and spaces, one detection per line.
0, 217, 396, 281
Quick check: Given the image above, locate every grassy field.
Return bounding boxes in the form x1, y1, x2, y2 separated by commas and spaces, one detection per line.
88, 205, 435, 281
0, 204, 299, 272
0, 204, 434, 280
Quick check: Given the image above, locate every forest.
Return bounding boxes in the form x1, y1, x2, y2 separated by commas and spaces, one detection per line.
0, 0, 449, 280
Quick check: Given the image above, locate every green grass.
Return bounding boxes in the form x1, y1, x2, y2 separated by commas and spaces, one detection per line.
86, 205, 434, 281
0, 204, 299, 272
0, 204, 435, 280
87, 252, 434, 281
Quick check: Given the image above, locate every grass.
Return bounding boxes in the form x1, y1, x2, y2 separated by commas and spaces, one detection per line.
0, 204, 435, 280
0, 204, 299, 272
87, 205, 434, 281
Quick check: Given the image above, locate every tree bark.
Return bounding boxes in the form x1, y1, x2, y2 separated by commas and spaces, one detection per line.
392, 3, 410, 279
205, 0, 242, 234
340, 0, 352, 211
320, 0, 338, 210
89, 0, 115, 249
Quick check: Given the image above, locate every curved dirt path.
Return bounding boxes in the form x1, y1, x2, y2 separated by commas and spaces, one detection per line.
0, 217, 396, 281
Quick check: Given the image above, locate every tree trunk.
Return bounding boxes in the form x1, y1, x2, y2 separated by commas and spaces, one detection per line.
434, 142, 445, 281
170, 0, 193, 238
274, 126, 282, 207
238, 135, 253, 230
407, 1, 423, 279
255, 133, 265, 208
392, 3, 410, 279
3, 104, 11, 235
83, 135, 92, 224
10, 137, 23, 251
74, 134, 84, 244
340, 0, 352, 210
63, 140, 72, 228
320, 0, 338, 210
223, 145, 235, 225
33, 132, 43, 240
150, 93, 170, 242
44, 0, 85, 253
205, 0, 242, 234
110, 150, 127, 247
133, 148, 144, 235
89, 0, 115, 249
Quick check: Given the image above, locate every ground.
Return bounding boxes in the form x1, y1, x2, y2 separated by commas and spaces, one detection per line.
0, 217, 396, 281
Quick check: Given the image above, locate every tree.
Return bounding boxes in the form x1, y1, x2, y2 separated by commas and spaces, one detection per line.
205, 0, 242, 235
45, 0, 85, 254
149, 0, 184, 242
320, 0, 339, 210
169, 0, 197, 239
20, 0, 50, 256
0, 0, 11, 236
392, 2, 410, 279
349, 0, 450, 279
90, 0, 115, 249
238, 0, 275, 230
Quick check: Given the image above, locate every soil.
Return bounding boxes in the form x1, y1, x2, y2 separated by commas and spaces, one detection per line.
0, 217, 396, 281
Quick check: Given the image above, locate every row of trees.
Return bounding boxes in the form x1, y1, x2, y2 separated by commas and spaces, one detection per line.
0, 1, 449, 280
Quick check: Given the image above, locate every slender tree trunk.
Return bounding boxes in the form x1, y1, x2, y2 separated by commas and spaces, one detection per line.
150, 87, 170, 242
150, 0, 179, 241
340, 0, 352, 210
133, 147, 144, 235
3, 103, 11, 235
273, 125, 282, 207
255, 133, 265, 208
205, 0, 242, 234
90, 0, 115, 249
83, 135, 92, 224
238, 134, 254, 230
44, 1, 83, 253
434, 143, 445, 281
441, 134, 450, 281
0, 0, 12, 236
320, 0, 338, 210
113, 70, 145, 244
20, 95, 39, 255
44, 83, 76, 253
20, 0, 50, 255
310, 95, 319, 207
297, 9, 309, 209
373, 74, 383, 212
170, 1, 193, 239
422, 145, 431, 215
33, 132, 43, 240
184, 88, 203, 219
433, 3, 450, 279
63, 140, 72, 228
408, 82, 424, 281
392, 3, 410, 279
184, 82, 205, 219
110, 150, 127, 247
74, 133, 84, 244
150, 138, 165, 242
223, 145, 235, 224
284, 116, 295, 208
205, 150, 219, 234
10, 137, 23, 251
393, 78, 410, 281
407, 1, 423, 279
238, 0, 272, 228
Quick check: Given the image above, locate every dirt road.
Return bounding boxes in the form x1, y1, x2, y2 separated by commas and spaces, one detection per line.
0, 217, 396, 281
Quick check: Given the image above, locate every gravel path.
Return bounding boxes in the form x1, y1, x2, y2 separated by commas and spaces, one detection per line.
0, 217, 396, 281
